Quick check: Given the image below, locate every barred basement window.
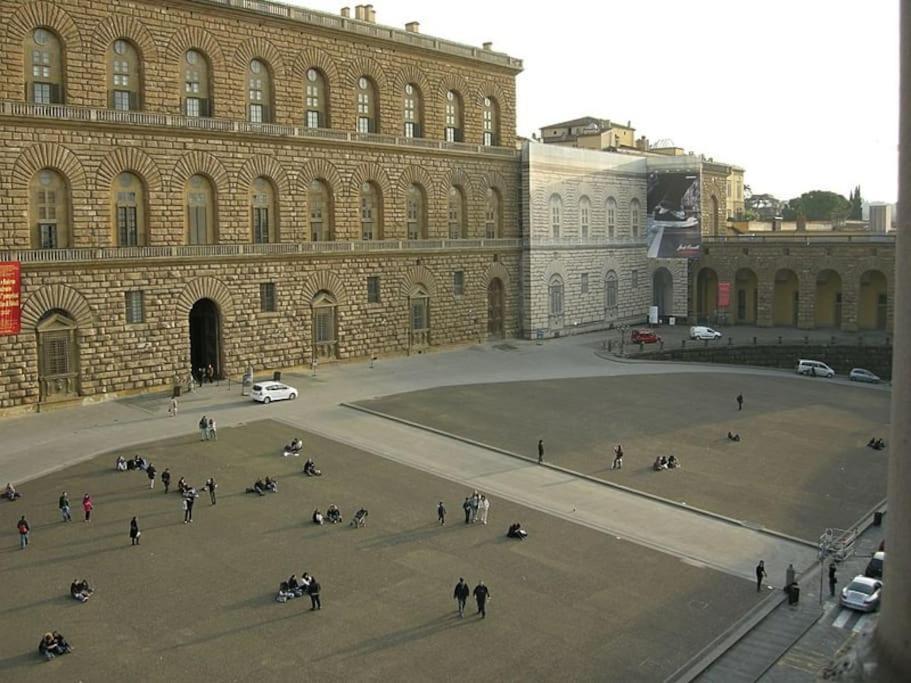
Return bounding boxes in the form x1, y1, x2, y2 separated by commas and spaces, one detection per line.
367, 276, 380, 304
453, 271, 464, 297
260, 282, 277, 312
581, 273, 589, 294
125, 291, 145, 324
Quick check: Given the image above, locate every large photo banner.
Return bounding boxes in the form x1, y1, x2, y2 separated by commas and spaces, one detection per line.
646, 171, 701, 258
0, 261, 22, 335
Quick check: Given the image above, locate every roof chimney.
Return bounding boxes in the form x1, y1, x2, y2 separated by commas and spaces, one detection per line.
354, 5, 365, 21
365, 4, 375, 22
405, 21, 420, 33
340, 6, 350, 18
482, 42, 493, 51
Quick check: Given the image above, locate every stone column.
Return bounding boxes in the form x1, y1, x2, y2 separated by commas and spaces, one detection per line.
876, 1, 911, 676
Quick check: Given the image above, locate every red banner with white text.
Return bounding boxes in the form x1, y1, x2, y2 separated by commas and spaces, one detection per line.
0, 262, 22, 335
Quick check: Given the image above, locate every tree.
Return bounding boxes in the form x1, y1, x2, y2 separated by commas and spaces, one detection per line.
783, 190, 850, 222
848, 185, 863, 220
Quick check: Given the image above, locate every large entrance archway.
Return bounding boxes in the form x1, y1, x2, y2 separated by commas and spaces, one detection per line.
487, 278, 505, 339
773, 269, 799, 327
189, 298, 222, 382
37, 309, 80, 401
652, 268, 673, 318
696, 268, 718, 323
734, 268, 758, 324
858, 270, 888, 330
815, 269, 842, 329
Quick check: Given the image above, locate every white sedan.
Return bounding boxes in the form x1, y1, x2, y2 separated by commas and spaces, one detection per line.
251, 382, 298, 404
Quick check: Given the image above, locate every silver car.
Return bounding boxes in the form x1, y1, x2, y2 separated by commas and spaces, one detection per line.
849, 368, 880, 383
840, 575, 882, 612
251, 382, 298, 404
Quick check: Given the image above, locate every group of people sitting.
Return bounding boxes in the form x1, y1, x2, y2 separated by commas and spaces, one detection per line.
303, 457, 322, 477
506, 522, 528, 540
38, 632, 72, 660
727, 432, 742, 442
312, 504, 342, 525
275, 572, 318, 603
283, 438, 303, 457
246, 477, 278, 496
867, 437, 886, 450
70, 579, 94, 603
653, 455, 680, 471
116, 454, 151, 472
4, 482, 21, 501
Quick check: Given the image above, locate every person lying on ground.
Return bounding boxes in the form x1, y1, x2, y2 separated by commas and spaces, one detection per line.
246, 480, 267, 496
507, 522, 528, 539
326, 504, 342, 523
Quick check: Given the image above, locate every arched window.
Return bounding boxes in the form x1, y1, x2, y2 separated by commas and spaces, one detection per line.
448, 186, 467, 239
31, 169, 70, 249
108, 39, 141, 111
25, 28, 64, 104
305, 68, 328, 128
548, 274, 564, 327
606, 197, 617, 239
444, 90, 463, 142
312, 290, 338, 360
630, 198, 641, 239
485, 188, 502, 239
360, 182, 382, 240
38, 310, 80, 401
247, 59, 272, 123
407, 184, 426, 240
579, 196, 592, 240
250, 177, 276, 243
356, 76, 377, 133
605, 270, 619, 314
403, 83, 423, 138
113, 172, 146, 246
309, 179, 333, 241
185, 174, 216, 244
550, 194, 563, 239
482, 96, 500, 146
409, 284, 431, 347
183, 50, 212, 117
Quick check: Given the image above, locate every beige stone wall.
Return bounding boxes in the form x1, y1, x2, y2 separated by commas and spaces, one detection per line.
701, 166, 729, 238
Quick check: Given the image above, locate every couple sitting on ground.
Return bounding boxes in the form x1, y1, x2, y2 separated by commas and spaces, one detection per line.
506, 522, 528, 540
4, 482, 21, 501
283, 438, 303, 457
312, 504, 342, 525
38, 632, 72, 660
653, 455, 680, 471
276, 572, 314, 602
727, 431, 742, 442
867, 437, 886, 450
246, 477, 278, 496
70, 579, 93, 603
121, 455, 149, 471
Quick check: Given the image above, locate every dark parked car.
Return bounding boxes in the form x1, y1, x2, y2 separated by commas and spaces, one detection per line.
865, 551, 884, 579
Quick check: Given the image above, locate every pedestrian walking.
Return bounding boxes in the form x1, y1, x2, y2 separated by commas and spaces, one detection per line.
828, 563, 838, 598
462, 497, 472, 524
82, 494, 94, 522
473, 581, 490, 618
537, 439, 544, 464
161, 468, 171, 494
785, 563, 796, 589
208, 417, 217, 441
206, 363, 214, 384
169, 396, 178, 417
183, 488, 197, 524
130, 516, 141, 546
437, 501, 446, 526
611, 444, 624, 470
736, 393, 743, 411
755, 560, 767, 592
146, 463, 156, 489
479, 495, 490, 525
204, 477, 217, 505
17, 515, 30, 550
308, 577, 322, 610
470, 491, 480, 524
453, 578, 470, 617
199, 416, 208, 441
59, 491, 72, 522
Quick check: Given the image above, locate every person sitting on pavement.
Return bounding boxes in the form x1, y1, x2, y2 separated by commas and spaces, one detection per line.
4, 482, 22, 501
667, 455, 680, 469
312, 508, 324, 525
727, 431, 741, 442
115, 456, 128, 471
326, 504, 342, 524
351, 508, 369, 528
276, 581, 295, 603
284, 438, 303, 456
507, 522, 528, 539
868, 437, 886, 450
303, 458, 322, 477
38, 631, 72, 660
246, 479, 267, 496
653, 456, 668, 472
287, 574, 305, 597
264, 476, 278, 493
70, 579, 93, 603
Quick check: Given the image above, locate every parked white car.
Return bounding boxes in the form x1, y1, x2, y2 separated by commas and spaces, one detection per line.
251, 382, 298, 404
689, 326, 722, 340
796, 359, 835, 378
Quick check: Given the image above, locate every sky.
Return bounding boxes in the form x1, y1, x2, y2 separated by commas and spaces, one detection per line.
286, 0, 899, 203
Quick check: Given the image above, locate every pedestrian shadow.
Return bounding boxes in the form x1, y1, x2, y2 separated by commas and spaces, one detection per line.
0, 651, 41, 672
224, 591, 283, 612
316, 613, 470, 661
355, 524, 461, 550
0, 594, 69, 617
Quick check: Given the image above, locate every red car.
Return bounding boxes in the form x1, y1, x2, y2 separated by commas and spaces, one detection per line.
631, 329, 661, 344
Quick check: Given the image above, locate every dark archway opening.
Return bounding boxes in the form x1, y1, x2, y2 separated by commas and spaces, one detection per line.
487, 278, 505, 339
189, 298, 222, 382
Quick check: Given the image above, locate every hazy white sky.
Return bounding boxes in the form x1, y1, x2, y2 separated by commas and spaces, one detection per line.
288, 0, 899, 202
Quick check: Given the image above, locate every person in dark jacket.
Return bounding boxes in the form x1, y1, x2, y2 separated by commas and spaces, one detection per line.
161, 468, 171, 493
130, 516, 141, 545
473, 581, 490, 618
453, 578, 470, 617
146, 464, 156, 489
308, 577, 321, 610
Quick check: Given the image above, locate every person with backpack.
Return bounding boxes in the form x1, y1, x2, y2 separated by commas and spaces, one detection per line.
17, 515, 30, 550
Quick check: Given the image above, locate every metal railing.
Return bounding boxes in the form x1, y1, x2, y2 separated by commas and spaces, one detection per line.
704, 233, 895, 244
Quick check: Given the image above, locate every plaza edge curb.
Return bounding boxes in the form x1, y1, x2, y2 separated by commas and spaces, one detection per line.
340, 401, 818, 549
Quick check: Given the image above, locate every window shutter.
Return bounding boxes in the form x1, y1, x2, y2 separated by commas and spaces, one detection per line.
50, 83, 62, 104
414, 123, 422, 138
262, 105, 271, 123
129, 91, 139, 111
200, 98, 210, 117
455, 128, 463, 143
368, 118, 376, 134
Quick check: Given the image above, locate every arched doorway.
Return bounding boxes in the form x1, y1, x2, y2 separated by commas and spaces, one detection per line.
487, 278, 505, 338
189, 298, 222, 382
734, 268, 758, 324
773, 269, 799, 327
696, 268, 718, 323
37, 310, 80, 401
858, 270, 888, 330
311, 291, 339, 360
409, 285, 431, 349
652, 268, 673, 319
815, 270, 842, 329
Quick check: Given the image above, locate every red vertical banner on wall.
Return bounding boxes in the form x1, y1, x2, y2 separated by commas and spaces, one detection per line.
0, 262, 22, 335
717, 281, 731, 308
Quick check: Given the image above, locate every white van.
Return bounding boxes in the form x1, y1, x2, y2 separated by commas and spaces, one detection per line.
689, 326, 722, 340
796, 359, 835, 378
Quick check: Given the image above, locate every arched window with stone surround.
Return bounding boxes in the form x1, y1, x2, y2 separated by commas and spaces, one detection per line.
37, 309, 80, 401
550, 194, 563, 239
448, 186, 467, 239
579, 195, 592, 240
482, 96, 500, 146
548, 274, 564, 328
409, 284, 431, 347
407, 184, 427, 240
403, 83, 423, 138
108, 39, 141, 111
112, 172, 146, 247
250, 176, 277, 243
25, 28, 65, 104
309, 179, 333, 241
485, 188, 502, 239
305, 68, 328, 128
606, 197, 617, 239
311, 290, 338, 360
630, 198, 641, 239
182, 49, 212, 117
360, 182, 382, 240
605, 270, 619, 318
247, 59, 273, 123
356, 76, 378, 133
444, 90, 464, 142
31, 169, 70, 249
185, 174, 217, 244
